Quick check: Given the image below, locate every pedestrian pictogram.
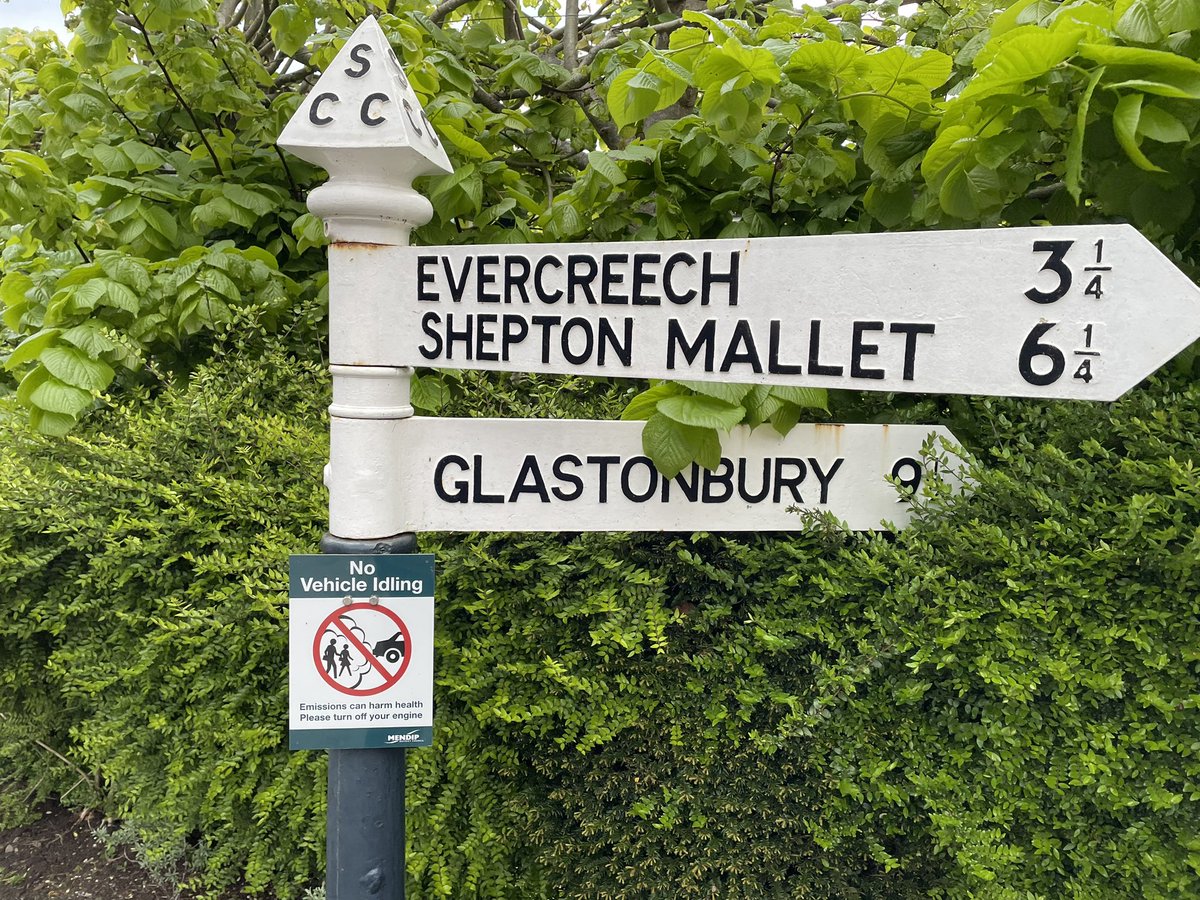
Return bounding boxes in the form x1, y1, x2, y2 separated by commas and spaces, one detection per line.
313, 603, 412, 696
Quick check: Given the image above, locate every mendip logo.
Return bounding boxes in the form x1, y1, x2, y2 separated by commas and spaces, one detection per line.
386, 731, 420, 744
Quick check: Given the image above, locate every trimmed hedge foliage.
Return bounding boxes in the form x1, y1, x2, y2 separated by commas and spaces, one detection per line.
1, 342, 1198, 898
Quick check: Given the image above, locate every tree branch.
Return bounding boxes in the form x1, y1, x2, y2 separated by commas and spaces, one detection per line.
430, 0, 477, 25
122, 3, 224, 176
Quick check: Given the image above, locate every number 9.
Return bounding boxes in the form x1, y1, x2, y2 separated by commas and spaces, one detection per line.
891, 457, 923, 501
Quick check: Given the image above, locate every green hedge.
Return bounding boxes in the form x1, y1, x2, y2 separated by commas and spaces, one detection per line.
0, 344, 330, 894
1, 344, 1198, 898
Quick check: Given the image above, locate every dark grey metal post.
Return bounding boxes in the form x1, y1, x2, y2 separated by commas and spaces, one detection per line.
321, 532, 417, 900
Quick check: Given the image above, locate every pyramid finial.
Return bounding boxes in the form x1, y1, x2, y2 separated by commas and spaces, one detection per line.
278, 16, 454, 243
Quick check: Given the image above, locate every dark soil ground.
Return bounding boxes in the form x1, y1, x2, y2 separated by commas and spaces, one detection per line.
0, 800, 223, 900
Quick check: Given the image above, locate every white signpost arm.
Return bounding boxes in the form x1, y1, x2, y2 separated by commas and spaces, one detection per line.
278, 16, 453, 900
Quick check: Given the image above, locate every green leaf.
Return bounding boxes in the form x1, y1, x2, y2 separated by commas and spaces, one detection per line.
411, 373, 451, 412
588, 152, 626, 186
1113, 93, 1167, 173
608, 69, 665, 130
770, 386, 828, 409
142, 204, 179, 242
4, 328, 61, 369
864, 46, 952, 91
677, 381, 753, 405
1116, 0, 1162, 43
29, 407, 77, 436
2, 149, 52, 178
656, 394, 746, 430
975, 133, 1026, 169
1154, 0, 1200, 31
96, 252, 152, 292
1137, 104, 1189, 143
60, 321, 119, 356
922, 124, 976, 186
292, 213, 327, 254
642, 412, 721, 477
1067, 67, 1104, 203
940, 163, 1003, 218
92, 143, 133, 174
39, 344, 115, 390
118, 140, 163, 173
223, 184, 276, 217
268, 4, 315, 57
29, 374, 93, 414
100, 280, 141, 314
434, 118, 492, 161
787, 40, 865, 87
621, 382, 684, 421
960, 27, 1084, 100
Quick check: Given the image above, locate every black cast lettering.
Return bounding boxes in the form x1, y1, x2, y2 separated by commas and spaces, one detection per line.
587, 455, 620, 502
443, 313, 472, 360
601, 254, 629, 304
808, 457, 844, 504
309, 92, 338, 125
768, 320, 803, 374
402, 97, 423, 136
666, 465, 701, 502
534, 257, 563, 303
737, 458, 771, 503
851, 321, 885, 379
504, 257, 532, 303
419, 312, 443, 360
473, 454, 503, 503
701, 251, 739, 306
663, 252, 697, 304
551, 455, 584, 501
702, 459, 734, 503
561, 318, 594, 365
597, 317, 633, 367
475, 313, 498, 362
889, 322, 935, 381
773, 458, 807, 503
807, 321, 843, 376
417, 256, 439, 302
509, 455, 550, 502
345, 44, 372, 77
477, 255, 500, 303
443, 257, 472, 302
360, 93, 388, 126
567, 255, 598, 304
667, 319, 716, 371
719, 319, 763, 373
531, 315, 560, 362
501, 316, 529, 361
433, 455, 469, 502
632, 253, 661, 305
621, 457, 659, 502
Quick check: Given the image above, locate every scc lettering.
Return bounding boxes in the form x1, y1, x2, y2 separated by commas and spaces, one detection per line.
433, 453, 846, 506
308, 91, 390, 128
305, 41, 439, 146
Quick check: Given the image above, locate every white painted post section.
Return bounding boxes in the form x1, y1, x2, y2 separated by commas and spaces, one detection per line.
277, 17, 452, 900
278, 16, 452, 539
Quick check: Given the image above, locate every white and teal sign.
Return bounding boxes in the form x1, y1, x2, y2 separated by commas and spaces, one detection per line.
289, 554, 435, 750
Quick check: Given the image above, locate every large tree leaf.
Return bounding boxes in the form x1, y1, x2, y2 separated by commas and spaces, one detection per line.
1113, 93, 1167, 172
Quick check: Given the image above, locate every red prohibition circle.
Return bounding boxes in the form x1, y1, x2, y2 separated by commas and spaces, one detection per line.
312, 602, 412, 697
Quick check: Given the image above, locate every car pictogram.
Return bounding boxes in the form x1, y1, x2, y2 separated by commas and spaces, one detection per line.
372, 632, 406, 664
